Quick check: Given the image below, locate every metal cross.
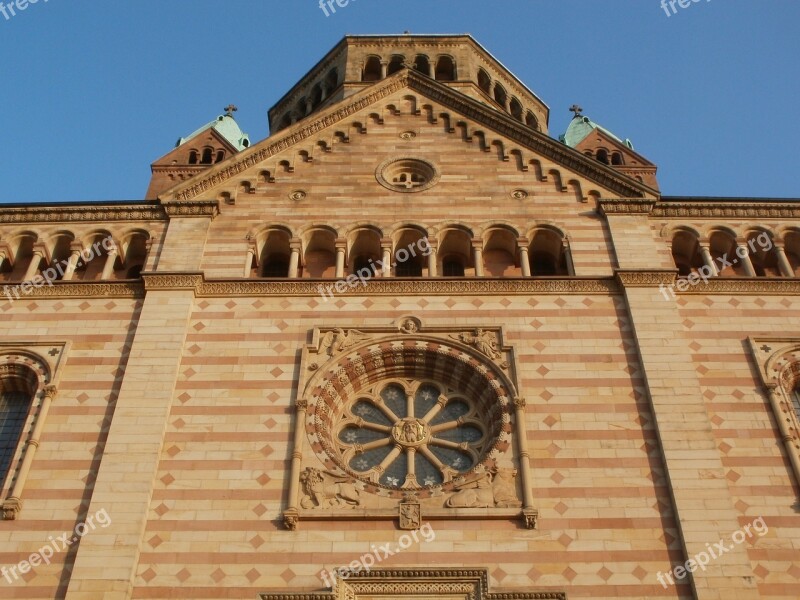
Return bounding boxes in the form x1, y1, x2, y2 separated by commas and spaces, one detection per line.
224, 104, 238, 117
569, 104, 583, 117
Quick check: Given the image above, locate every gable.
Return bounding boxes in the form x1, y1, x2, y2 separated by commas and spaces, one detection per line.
159, 70, 658, 205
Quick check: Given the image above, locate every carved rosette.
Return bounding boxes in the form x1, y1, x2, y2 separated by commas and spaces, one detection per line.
283, 321, 538, 530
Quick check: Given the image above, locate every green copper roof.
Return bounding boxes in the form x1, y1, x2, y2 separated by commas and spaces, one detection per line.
177, 114, 251, 151
560, 114, 634, 150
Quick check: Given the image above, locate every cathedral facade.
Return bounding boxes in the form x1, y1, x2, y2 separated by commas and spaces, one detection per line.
0, 34, 799, 600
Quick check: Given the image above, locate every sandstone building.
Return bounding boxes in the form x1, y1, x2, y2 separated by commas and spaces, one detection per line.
0, 34, 799, 600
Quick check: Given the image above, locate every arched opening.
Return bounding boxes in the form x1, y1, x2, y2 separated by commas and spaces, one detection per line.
201, 148, 213, 164
785, 231, 800, 276
74, 232, 116, 281
525, 111, 539, 131
509, 98, 523, 121
387, 55, 405, 76
47, 234, 74, 281
325, 68, 339, 93
120, 231, 150, 280
279, 114, 292, 130
363, 56, 382, 82
188, 150, 198, 165
483, 228, 519, 277
493, 83, 507, 108
0, 367, 36, 488
310, 83, 324, 110
258, 229, 292, 278
4, 235, 37, 282
596, 149, 609, 165
529, 229, 569, 276
215, 150, 225, 163
303, 228, 337, 278
414, 55, 431, 76
709, 230, 745, 276
671, 231, 704, 277
348, 228, 382, 278
438, 229, 473, 277
435, 56, 456, 81
611, 152, 624, 166
477, 69, 491, 94
393, 228, 427, 277
747, 231, 780, 277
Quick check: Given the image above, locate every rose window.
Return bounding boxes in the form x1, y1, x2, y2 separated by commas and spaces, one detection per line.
335, 380, 489, 490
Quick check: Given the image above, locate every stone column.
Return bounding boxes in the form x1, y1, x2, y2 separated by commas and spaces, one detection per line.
380, 61, 388, 79
381, 241, 392, 278
335, 240, 347, 278
428, 63, 435, 79
100, 245, 119, 280
563, 240, 576, 276
23, 246, 45, 281
774, 244, 795, 277
243, 243, 257, 278
519, 243, 531, 277
699, 243, 718, 276
288, 240, 301, 279
2, 384, 58, 520
426, 241, 438, 277
473, 241, 485, 277
737, 243, 757, 276
0, 249, 7, 274
62, 244, 84, 281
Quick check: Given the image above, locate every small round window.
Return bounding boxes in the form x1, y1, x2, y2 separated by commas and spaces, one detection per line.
376, 157, 440, 193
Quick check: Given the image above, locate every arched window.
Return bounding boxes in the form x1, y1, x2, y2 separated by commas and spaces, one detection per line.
310, 83, 324, 109
671, 231, 704, 277
477, 69, 491, 94
262, 256, 290, 278
435, 56, 456, 81
414, 55, 431, 77
325, 68, 339, 92
747, 231, 780, 277
215, 150, 225, 163
393, 229, 425, 277
792, 384, 800, 421
188, 150, 198, 165
529, 229, 570, 276
611, 152, 623, 166
201, 148, 213, 164
387, 55, 405, 75
493, 83, 507, 108
709, 230, 745, 276
509, 99, 523, 121
258, 229, 292, 278
596, 149, 609, 164
348, 227, 382, 277
0, 376, 34, 488
525, 111, 539, 131
363, 56, 382, 82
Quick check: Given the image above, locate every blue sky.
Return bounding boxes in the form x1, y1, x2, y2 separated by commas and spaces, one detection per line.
0, 0, 797, 203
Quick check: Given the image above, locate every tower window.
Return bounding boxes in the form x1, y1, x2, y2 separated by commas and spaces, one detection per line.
188, 151, 198, 165
611, 152, 623, 165
442, 257, 465, 277
215, 151, 225, 163
596, 149, 609, 164
201, 148, 213, 164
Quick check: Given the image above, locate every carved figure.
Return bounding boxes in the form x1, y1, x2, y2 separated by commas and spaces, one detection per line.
445, 468, 521, 509
320, 328, 370, 356
452, 329, 501, 360
299, 468, 361, 509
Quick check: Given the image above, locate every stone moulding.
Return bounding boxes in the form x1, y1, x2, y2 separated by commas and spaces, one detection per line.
0, 200, 219, 224
653, 201, 800, 219
598, 198, 658, 215
6, 274, 800, 299
258, 568, 566, 600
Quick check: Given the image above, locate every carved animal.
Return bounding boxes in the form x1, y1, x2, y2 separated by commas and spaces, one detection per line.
491, 468, 522, 508
445, 472, 495, 508
299, 468, 361, 509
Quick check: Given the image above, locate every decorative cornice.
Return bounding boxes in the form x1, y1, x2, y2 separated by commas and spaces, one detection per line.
615, 269, 677, 287
162, 201, 219, 218
0, 281, 143, 300
652, 201, 800, 219
679, 277, 800, 294
0, 204, 166, 224
197, 277, 618, 297
141, 273, 204, 292
598, 198, 658, 216
167, 70, 651, 202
